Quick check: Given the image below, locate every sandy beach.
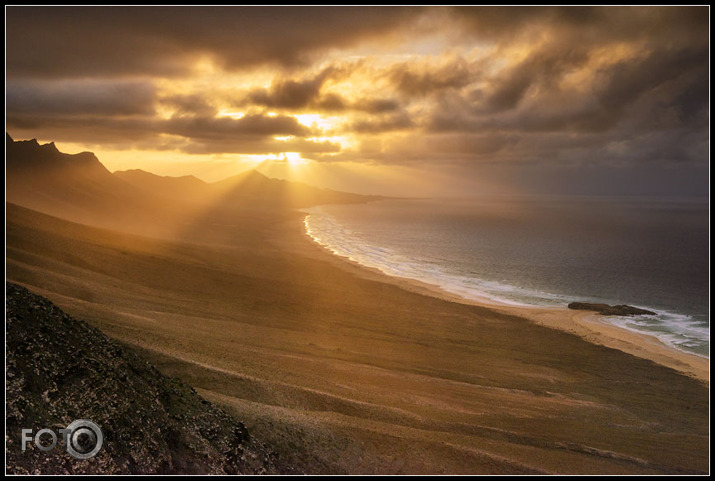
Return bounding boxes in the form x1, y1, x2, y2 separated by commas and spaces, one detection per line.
5, 202, 710, 474
300, 217, 709, 385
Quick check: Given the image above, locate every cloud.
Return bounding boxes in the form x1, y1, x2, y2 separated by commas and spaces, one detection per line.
451, 6, 708, 47
387, 58, 473, 97
353, 98, 401, 114
242, 66, 402, 115
347, 111, 413, 134
6, 6, 421, 78
593, 46, 708, 114
164, 113, 312, 140
417, 12, 709, 169
7, 109, 327, 156
160, 94, 218, 116
246, 68, 337, 109
482, 46, 590, 113
6, 115, 160, 146
5, 5, 709, 194
6, 79, 157, 116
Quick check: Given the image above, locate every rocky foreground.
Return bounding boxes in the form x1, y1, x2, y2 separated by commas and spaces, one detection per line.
6, 282, 296, 474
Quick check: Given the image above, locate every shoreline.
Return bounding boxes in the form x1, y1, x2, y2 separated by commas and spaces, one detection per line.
7, 202, 710, 474
300, 213, 709, 384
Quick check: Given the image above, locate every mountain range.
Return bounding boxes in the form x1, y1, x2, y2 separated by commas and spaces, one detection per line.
6, 133, 382, 237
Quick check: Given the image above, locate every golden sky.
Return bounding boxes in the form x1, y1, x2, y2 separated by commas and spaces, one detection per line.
5, 6, 710, 197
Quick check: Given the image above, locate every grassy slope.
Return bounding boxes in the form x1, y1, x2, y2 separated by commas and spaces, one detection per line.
6, 281, 295, 474
5, 202, 709, 474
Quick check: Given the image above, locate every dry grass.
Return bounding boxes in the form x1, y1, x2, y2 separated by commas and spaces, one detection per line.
6, 202, 709, 474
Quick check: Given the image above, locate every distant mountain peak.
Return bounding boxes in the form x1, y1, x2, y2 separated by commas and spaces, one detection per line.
116, 168, 204, 183
6, 134, 59, 153
10, 137, 40, 147
238, 169, 270, 180
40, 141, 59, 153
115, 169, 206, 183
7, 134, 383, 215
6, 133, 109, 176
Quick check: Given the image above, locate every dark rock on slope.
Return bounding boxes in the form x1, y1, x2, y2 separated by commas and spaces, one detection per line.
6, 282, 295, 474
567, 302, 656, 316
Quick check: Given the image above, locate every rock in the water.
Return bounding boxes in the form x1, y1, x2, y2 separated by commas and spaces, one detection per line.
567, 302, 656, 316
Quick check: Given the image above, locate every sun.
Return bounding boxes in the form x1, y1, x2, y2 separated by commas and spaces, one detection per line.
294, 114, 341, 131
284, 152, 309, 166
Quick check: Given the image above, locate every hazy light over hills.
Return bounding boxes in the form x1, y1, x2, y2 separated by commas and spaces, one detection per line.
3, 10, 710, 473
5, 6, 709, 198
6, 133, 382, 240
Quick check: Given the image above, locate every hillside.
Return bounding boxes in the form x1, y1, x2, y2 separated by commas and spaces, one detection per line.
6, 133, 382, 237
6, 282, 296, 475
115, 167, 383, 208
6, 133, 708, 475
113, 169, 210, 201
209, 169, 384, 207
6, 202, 709, 475
6, 133, 180, 235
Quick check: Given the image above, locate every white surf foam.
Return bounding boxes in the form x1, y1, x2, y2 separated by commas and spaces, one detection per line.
304, 208, 709, 357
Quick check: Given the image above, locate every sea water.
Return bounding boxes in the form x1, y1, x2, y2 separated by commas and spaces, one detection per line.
304, 196, 709, 357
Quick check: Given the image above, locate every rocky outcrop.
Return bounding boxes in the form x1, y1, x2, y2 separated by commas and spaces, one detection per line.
567, 302, 656, 316
6, 282, 296, 474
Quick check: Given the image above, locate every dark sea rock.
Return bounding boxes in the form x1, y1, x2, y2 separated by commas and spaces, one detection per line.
567, 302, 656, 316
5, 282, 296, 474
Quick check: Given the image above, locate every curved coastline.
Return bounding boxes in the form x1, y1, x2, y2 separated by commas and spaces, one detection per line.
302, 213, 709, 384
6, 202, 709, 474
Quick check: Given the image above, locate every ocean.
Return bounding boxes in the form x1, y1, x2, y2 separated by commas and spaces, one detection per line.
304, 196, 709, 358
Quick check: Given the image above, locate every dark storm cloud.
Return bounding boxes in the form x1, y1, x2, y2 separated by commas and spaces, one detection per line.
243, 66, 402, 114
482, 46, 590, 113
6, 79, 157, 116
7, 110, 311, 138
387, 58, 473, 97
353, 98, 401, 114
414, 7, 709, 170
5, 4, 709, 192
313, 95, 402, 114
381, 5, 709, 139
163, 113, 313, 141
347, 111, 413, 134
6, 6, 420, 78
6, 115, 160, 146
6, 110, 323, 156
426, 88, 612, 135
593, 46, 709, 113
314, 94, 349, 112
450, 5, 588, 39
452, 5, 707, 45
5, 77, 161, 147
160, 94, 217, 116
247, 68, 337, 109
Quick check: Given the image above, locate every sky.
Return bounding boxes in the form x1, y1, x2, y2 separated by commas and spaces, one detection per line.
5, 6, 710, 198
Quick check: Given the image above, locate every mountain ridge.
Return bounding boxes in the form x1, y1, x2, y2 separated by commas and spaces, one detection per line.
7, 132, 383, 212
6, 133, 384, 237
7, 133, 109, 175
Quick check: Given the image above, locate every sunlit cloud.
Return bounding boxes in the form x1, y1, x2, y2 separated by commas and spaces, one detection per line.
217, 111, 246, 119
5, 6, 709, 197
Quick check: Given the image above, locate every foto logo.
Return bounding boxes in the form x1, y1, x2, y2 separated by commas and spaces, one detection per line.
21, 419, 103, 460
